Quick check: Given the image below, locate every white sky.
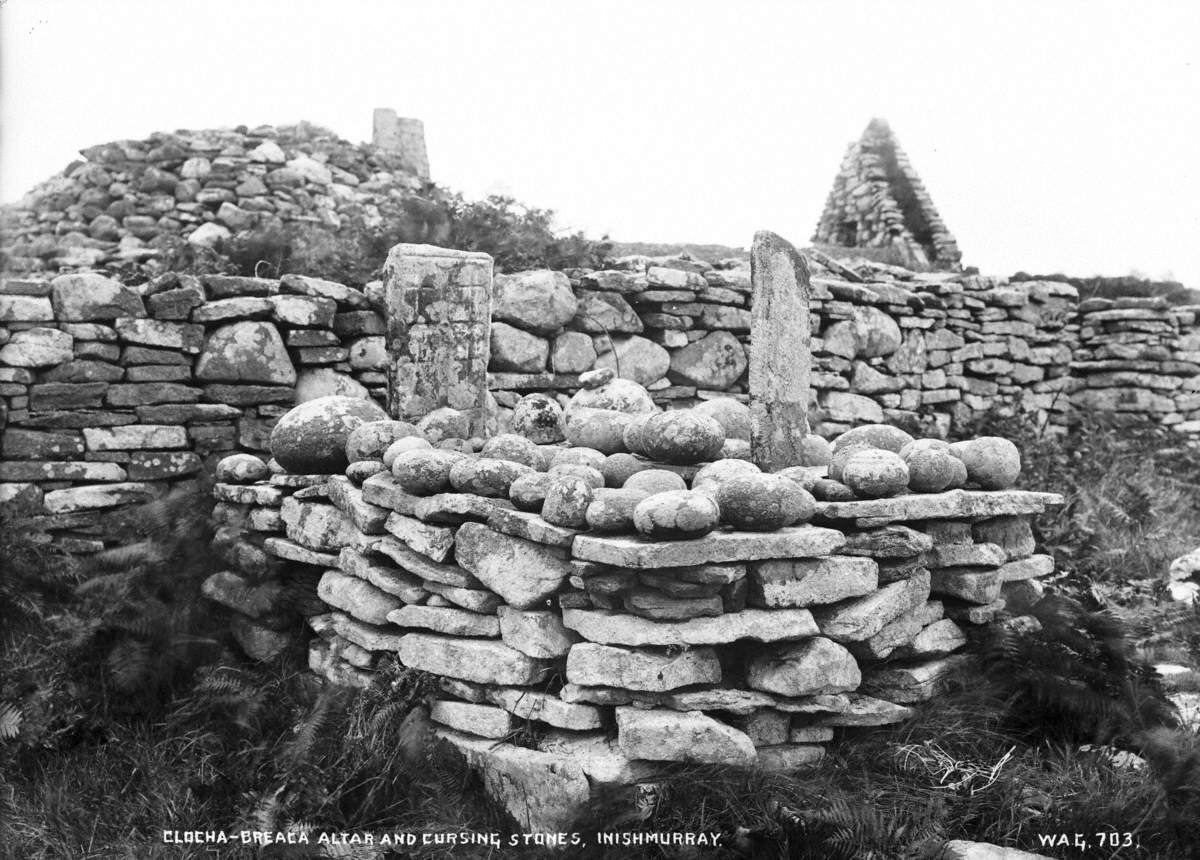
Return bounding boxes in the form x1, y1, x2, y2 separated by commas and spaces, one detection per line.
3, 0, 1198, 284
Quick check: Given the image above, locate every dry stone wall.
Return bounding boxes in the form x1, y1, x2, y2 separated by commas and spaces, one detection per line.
204, 412, 1062, 829
0, 271, 387, 549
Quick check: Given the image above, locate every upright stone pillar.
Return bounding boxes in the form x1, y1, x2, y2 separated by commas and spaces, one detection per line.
749, 230, 813, 471
372, 108, 431, 181
383, 244, 493, 435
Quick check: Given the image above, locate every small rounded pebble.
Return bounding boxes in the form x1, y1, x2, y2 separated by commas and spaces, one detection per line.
842, 449, 910, 498
633, 490, 722, 540
578, 367, 616, 389
345, 420, 420, 463
623, 468, 688, 495
564, 407, 633, 454
383, 436, 433, 468
903, 445, 965, 493
811, 478, 856, 501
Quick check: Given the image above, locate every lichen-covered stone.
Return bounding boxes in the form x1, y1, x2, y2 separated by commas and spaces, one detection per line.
633, 490, 721, 539
391, 448, 468, 495
903, 444, 967, 493
493, 270, 578, 334
417, 407, 470, 443
949, 437, 1021, 490
455, 522, 573, 609
692, 397, 751, 440
623, 469, 687, 495
547, 463, 605, 489
691, 458, 762, 494
584, 488, 650, 532
566, 378, 656, 414
196, 321, 296, 385
269, 395, 387, 473
508, 472, 557, 512
710, 473, 815, 530
615, 707, 755, 765
382, 436, 434, 468
449, 456, 535, 498
831, 424, 915, 455
639, 410, 725, 465
550, 447, 606, 471
215, 453, 269, 484
566, 642, 721, 691
563, 407, 632, 454
345, 420, 420, 462
541, 477, 594, 528
480, 433, 541, 467
841, 449, 910, 498
746, 638, 862, 697
511, 394, 566, 444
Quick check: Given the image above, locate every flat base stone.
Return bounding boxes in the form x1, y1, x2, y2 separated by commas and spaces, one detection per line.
615, 707, 756, 765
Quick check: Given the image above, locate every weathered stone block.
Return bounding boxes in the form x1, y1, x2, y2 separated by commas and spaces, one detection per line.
749, 556, 878, 607
565, 642, 720, 691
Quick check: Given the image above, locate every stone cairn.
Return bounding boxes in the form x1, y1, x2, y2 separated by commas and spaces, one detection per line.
203, 238, 1063, 830
0, 114, 428, 273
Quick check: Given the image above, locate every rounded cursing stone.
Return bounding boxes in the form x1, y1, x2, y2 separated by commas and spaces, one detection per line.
585, 488, 651, 533
448, 456, 536, 497
216, 453, 269, 484
511, 393, 566, 444
480, 433, 541, 468
391, 449, 469, 495
949, 436, 1021, 490
692, 397, 751, 441
841, 449, 910, 498
711, 473, 815, 530
831, 424, 914, 455
541, 477, 594, 528
639, 410, 726, 465
509, 472, 557, 512
632, 490, 721, 540
382, 436, 433, 468
269, 395, 388, 474
623, 468, 687, 495
346, 420, 420, 463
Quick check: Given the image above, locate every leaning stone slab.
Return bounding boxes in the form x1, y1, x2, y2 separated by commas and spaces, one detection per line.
360, 473, 420, 514
318, 570, 403, 626
434, 728, 591, 832
486, 687, 604, 731
399, 633, 552, 685
371, 535, 480, 588
815, 693, 915, 726
422, 580, 502, 613
42, 482, 155, 513
329, 611, 407, 652
326, 476, 388, 534
815, 490, 1064, 523
746, 637, 862, 697
430, 700, 515, 739
340, 547, 429, 604
497, 606, 578, 657
384, 512, 456, 562
566, 642, 721, 691
562, 607, 818, 647
615, 707, 756, 765
756, 745, 826, 769
749, 556, 878, 608
813, 570, 931, 642
896, 618, 968, 658
387, 605, 500, 637
487, 507, 580, 548
927, 542, 1006, 569
455, 522, 573, 609
862, 656, 968, 703
264, 537, 339, 567
414, 492, 514, 525
998, 554, 1054, 582
282, 499, 358, 552
571, 525, 845, 569
851, 600, 944, 661
929, 568, 1003, 604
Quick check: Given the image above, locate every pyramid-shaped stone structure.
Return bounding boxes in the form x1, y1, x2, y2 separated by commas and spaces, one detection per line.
813, 118, 962, 271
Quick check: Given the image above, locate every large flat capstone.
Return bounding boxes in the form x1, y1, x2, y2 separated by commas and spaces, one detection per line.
571, 525, 845, 569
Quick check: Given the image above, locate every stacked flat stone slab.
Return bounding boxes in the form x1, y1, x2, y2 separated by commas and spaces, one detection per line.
0, 270, 385, 550
1071, 296, 1200, 432
235, 417, 1061, 828
205, 457, 326, 662
0, 119, 426, 275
